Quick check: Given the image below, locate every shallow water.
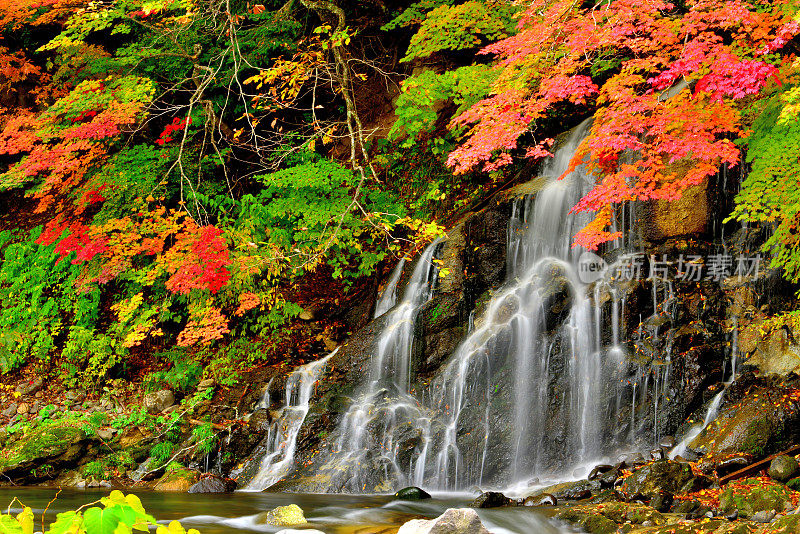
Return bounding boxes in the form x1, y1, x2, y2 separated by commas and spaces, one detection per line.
0, 488, 571, 533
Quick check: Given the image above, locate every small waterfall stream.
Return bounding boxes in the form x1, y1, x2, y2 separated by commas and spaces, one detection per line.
331, 239, 443, 492
241, 349, 337, 491
374, 258, 406, 318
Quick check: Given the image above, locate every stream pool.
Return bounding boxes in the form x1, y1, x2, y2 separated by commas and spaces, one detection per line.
0, 488, 572, 533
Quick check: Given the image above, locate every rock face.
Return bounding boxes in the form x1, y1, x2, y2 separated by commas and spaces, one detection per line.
768, 455, 800, 482
144, 390, 174, 414
397, 508, 491, 534
620, 460, 695, 497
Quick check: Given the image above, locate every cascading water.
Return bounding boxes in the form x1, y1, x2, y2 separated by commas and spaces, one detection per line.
240, 349, 337, 491
326, 239, 443, 492
422, 120, 635, 490
301, 119, 681, 493
374, 258, 406, 318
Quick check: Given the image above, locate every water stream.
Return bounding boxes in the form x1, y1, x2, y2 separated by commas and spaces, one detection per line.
240, 349, 337, 491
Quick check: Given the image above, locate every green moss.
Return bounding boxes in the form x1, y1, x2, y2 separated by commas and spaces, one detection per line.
0, 423, 84, 470
719, 478, 791, 518
740, 418, 775, 457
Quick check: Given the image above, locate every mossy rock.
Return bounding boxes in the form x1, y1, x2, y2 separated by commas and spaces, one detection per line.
556, 509, 617, 534
719, 478, 792, 518
787, 477, 800, 491
0, 423, 86, 479
255, 504, 307, 527
620, 460, 695, 497
153, 467, 200, 492
771, 514, 800, 534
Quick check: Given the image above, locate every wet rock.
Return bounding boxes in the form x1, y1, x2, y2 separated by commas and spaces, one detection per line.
620, 460, 695, 498
724, 509, 738, 520
470, 491, 513, 508
768, 455, 800, 482
588, 464, 614, 480
256, 504, 307, 527
649, 492, 673, 513
598, 469, 621, 489
394, 486, 431, 500
554, 479, 600, 500
650, 448, 665, 461
751, 509, 777, 523
153, 467, 200, 492
715, 454, 753, 477
144, 390, 174, 414
719, 477, 792, 518
522, 494, 557, 506
188, 474, 236, 493
397, 508, 490, 534
659, 436, 676, 449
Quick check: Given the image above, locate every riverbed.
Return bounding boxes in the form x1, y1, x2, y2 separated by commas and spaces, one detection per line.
0, 488, 572, 533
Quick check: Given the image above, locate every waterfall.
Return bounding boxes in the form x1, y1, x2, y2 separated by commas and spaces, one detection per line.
294, 118, 681, 493
423, 120, 633, 489
241, 349, 337, 491
327, 239, 443, 492
374, 258, 406, 318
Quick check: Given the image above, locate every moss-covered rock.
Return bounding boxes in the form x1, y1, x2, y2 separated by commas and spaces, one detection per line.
620, 460, 695, 497
0, 422, 87, 482
719, 478, 792, 518
256, 504, 307, 527
153, 467, 200, 491
771, 514, 800, 534
769, 455, 800, 482
556, 509, 618, 534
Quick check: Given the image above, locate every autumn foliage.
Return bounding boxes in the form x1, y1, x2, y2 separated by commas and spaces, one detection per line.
446, 0, 799, 249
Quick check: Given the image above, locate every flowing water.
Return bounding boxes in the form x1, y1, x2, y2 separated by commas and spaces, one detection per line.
240, 349, 337, 491
0, 488, 569, 534
328, 239, 444, 492
374, 258, 406, 318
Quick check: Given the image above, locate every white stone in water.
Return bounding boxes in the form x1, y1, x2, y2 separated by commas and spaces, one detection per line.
397, 508, 490, 534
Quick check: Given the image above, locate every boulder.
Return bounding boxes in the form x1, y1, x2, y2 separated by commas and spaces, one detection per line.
256, 504, 307, 527
588, 464, 615, 480
620, 460, 695, 497
144, 390, 174, 414
397, 508, 490, 534
188, 474, 236, 493
470, 491, 513, 508
768, 455, 800, 482
153, 467, 200, 491
715, 454, 753, 477
522, 494, 557, 506
395, 486, 432, 500
15, 377, 43, 396
719, 477, 793, 518
0, 423, 87, 483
